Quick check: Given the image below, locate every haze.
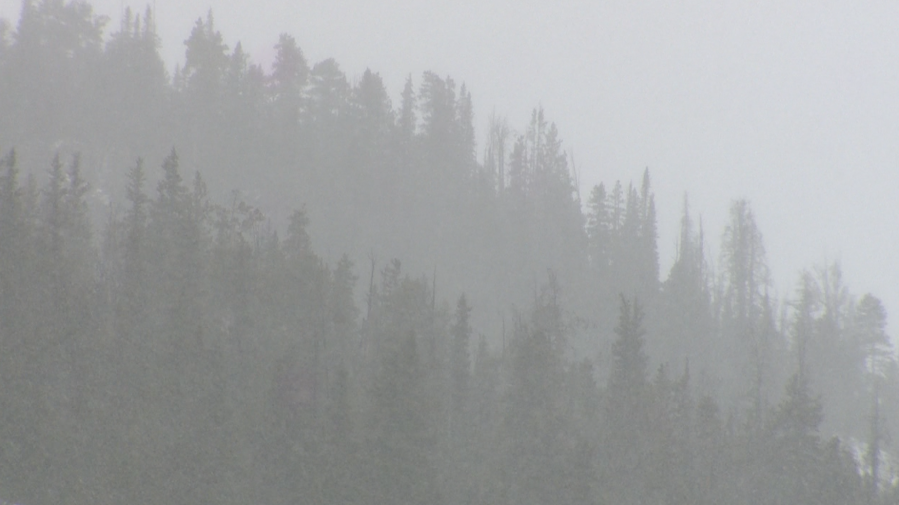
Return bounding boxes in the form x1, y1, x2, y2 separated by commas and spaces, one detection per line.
2, 0, 894, 328
0, 1, 898, 503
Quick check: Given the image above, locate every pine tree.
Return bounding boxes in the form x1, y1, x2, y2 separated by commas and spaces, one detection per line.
609, 180, 624, 233
182, 10, 230, 163
367, 330, 441, 505
766, 373, 824, 505
602, 295, 652, 505
270, 33, 309, 103
101, 5, 167, 152
0, 149, 44, 503
269, 33, 308, 165
328, 254, 359, 369
694, 394, 725, 504
451, 294, 472, 420
7, 0, 106, 146
658, 195, 712, 373
119, 158, 148, 327
609, 296, 649, 398
456, 83, 477, 171
419, 71, 457, 162
484, 112, 510, 194
183, 10, 229, 100
854, 294, 891, 376
852, 294, 891, 502
348, 68, 395, 249
0, 149, 28, 341
586, 182, 610, 273
503, 319, 565, 505
397, 74, 417, 145
638, 168, 659, 296
720, 199, 778, 422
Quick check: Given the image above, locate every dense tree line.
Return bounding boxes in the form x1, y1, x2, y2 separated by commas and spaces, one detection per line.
0, 2, 896, 504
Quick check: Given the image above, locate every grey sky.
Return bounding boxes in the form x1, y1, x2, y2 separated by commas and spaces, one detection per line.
2, 0, 897, 332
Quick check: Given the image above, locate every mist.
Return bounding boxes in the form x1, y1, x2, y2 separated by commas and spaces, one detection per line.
0, 1, 894, 504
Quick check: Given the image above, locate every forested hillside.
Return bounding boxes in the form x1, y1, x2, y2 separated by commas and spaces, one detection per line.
0, 2, 895, 504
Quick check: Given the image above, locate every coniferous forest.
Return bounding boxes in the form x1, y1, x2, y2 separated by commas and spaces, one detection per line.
0, 2, 896, 504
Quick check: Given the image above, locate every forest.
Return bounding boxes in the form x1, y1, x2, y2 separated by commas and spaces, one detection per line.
0, 1, 895, 504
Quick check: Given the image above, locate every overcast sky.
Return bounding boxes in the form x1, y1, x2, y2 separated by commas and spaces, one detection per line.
2, 0, 897, 332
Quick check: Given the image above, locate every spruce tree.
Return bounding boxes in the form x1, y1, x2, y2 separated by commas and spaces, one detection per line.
602, 295, 652, 505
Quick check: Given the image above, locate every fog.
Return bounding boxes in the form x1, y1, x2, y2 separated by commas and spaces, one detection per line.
3, 0, 893, 332
0, 1, 896, 503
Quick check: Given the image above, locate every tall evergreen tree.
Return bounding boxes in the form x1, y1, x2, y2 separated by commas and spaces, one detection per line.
586, 182, 610, 273
503, 319, 566, 505
269, 33, 308, 168
101, 5, 167, 153
181, 10, 229, 163
367, 330, 441, 505
450, 294, 472, 421
657, 195, 712, 375
601, 295, 652, 505
720, 199, 781, 422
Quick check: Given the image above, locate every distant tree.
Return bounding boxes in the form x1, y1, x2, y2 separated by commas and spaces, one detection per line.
270, 33, 308, 103
222, 41, 265, 161
610, 183, 642, 299
720, 199, 780, 424
601, 295, 652, 505
608, 295, 649, 403
346, 68, 395, 248
101, 5, 167, 152
182, 10, 229, 160
765, 373, 825, 505
397, 74, 417, 145
854, 294, 891, 377
638, 168, 659, 297
450, 294, 472, 421
269, 33, 308, 166
143, 149, 221, 504
0, 150, 27, 337
805, 262, 865, 437
501, 109, 586, 310
0, 150, 45, 503
301, 57, 351, 228
694, 395, 725, 504
419, 71, 458, 165
327, 253, 359, 368
503, 318, 566, 505
367, 330, 441, 505
456, 83, 477, 170
586, 183, 610, 273
122, 157, 148, 289
284, 207, 312, 258
183, 10, 228, 100
851, 294, 891, 502
484, 112, 510, 194
657, 195, 712, 374
646, 363, 695, 505
791, 271, 820, 382
6, 0, 106, 145
306, 58, 349, 128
